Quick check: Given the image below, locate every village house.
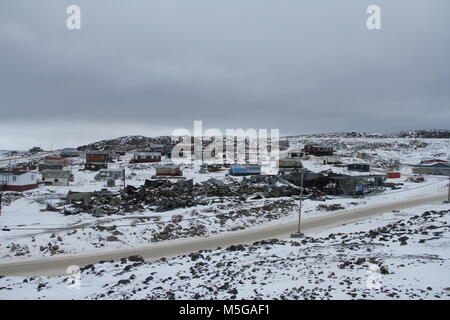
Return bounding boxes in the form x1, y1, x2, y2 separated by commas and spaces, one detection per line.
419, 159, 448, 164
85, 151, 112, 171
41, 170, 72, 186
278, 158, 303, 169
86, 151, 112, 163
94, 169, 125, 181
60, 148, 80, 157
147, 144, 166, 154
29, 147, 43, 154
155, 164, 183, 177
38, 156, 66, 172
0, 171, 38, 192
314, 156, 341, 165
43, 156, 68, 165
412, 162, 450, 176
130, 152, 162, 163
287, 150, 310, 159
8, 164, 37, 172
303, 144, 334, 156
229, 164, 261, 176
113, 148, 127, 156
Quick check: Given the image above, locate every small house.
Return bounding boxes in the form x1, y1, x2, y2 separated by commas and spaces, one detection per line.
41, 170, 72, 186
43, 156, 67, 166
412, 162, 450, 176
86, 151, 112, 163
38, 156, 66, 172
348, 163, 370, 172
287, 150, 309, 159
229, 164, 261, 176
29, 147, 43, 154
278, 158, 303, 169
303, 144, 334, 156
0, 171, 38, 192
130, 152, 161, 163
155, 164, 183, 177
113, 148, 127, 156
95, 169, 125, 181
38, 163, 63, 172
60, 148, 80, 157
315, 156, 341, 165
85, 151, 112, 171
10, 164, 37, 172
147, 144, 166, 154
420, 159, 447, 164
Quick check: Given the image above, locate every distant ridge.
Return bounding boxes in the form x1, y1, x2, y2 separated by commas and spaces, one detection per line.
77, 135, 172, 151
285, 129, 450, 139
78, 129, 450, 150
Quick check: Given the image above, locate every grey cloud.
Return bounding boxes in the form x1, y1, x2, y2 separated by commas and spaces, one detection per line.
0, 0, 449, 149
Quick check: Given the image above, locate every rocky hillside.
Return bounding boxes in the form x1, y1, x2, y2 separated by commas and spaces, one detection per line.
77, 135, 173, 152
286, 129, 450, 139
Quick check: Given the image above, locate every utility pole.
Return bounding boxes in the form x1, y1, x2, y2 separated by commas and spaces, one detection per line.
123, 167, 126, 189
445, 177, 450, 204
291, 169, 305, 238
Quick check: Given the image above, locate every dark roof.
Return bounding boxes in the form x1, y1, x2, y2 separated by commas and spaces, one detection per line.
0, 170, 29, 176
415, 162, 450, 168
331, 174, 385, 180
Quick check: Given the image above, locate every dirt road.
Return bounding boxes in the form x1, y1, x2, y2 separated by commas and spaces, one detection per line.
0, 193, 447, 277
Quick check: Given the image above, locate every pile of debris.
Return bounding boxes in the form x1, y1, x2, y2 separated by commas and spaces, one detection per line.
54, 177, 304, 216
51, 169, 390, 217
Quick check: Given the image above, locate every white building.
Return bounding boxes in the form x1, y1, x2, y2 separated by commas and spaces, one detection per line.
0, 171, 38, 192
41, 170, 72, 186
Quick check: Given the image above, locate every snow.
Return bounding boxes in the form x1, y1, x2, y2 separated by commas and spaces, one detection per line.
1, 138, 449, 262
0, 136, 449, 299
1, 203, 449, 299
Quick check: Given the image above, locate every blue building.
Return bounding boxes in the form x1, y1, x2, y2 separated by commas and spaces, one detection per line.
229, 164, 261, 176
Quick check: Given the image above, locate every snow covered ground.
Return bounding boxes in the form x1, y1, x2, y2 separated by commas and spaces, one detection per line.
0, 138, 449, 262
0, 136, 449, 299
0, 161, 447, 262
286, 137, 450, 169
1, 203, 449, 299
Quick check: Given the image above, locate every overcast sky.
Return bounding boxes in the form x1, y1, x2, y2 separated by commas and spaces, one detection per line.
0, 0, 449, 150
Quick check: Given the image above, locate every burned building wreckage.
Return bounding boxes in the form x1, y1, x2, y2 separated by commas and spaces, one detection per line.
54, 169, 390, 217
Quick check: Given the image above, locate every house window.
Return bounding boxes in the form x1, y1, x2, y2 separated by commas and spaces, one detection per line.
12, 176, 17, 182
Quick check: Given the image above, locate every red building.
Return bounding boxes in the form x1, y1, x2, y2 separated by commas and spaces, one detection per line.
303, 144, 334, 156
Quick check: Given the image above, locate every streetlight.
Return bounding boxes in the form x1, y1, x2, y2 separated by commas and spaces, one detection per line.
444, 177, 450, 204
291, 169, 305, 238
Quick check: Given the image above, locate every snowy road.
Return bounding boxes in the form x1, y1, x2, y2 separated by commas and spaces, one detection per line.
0, 192, 447, 277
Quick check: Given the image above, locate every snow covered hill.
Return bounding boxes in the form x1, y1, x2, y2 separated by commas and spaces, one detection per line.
1, 204, 449, 299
